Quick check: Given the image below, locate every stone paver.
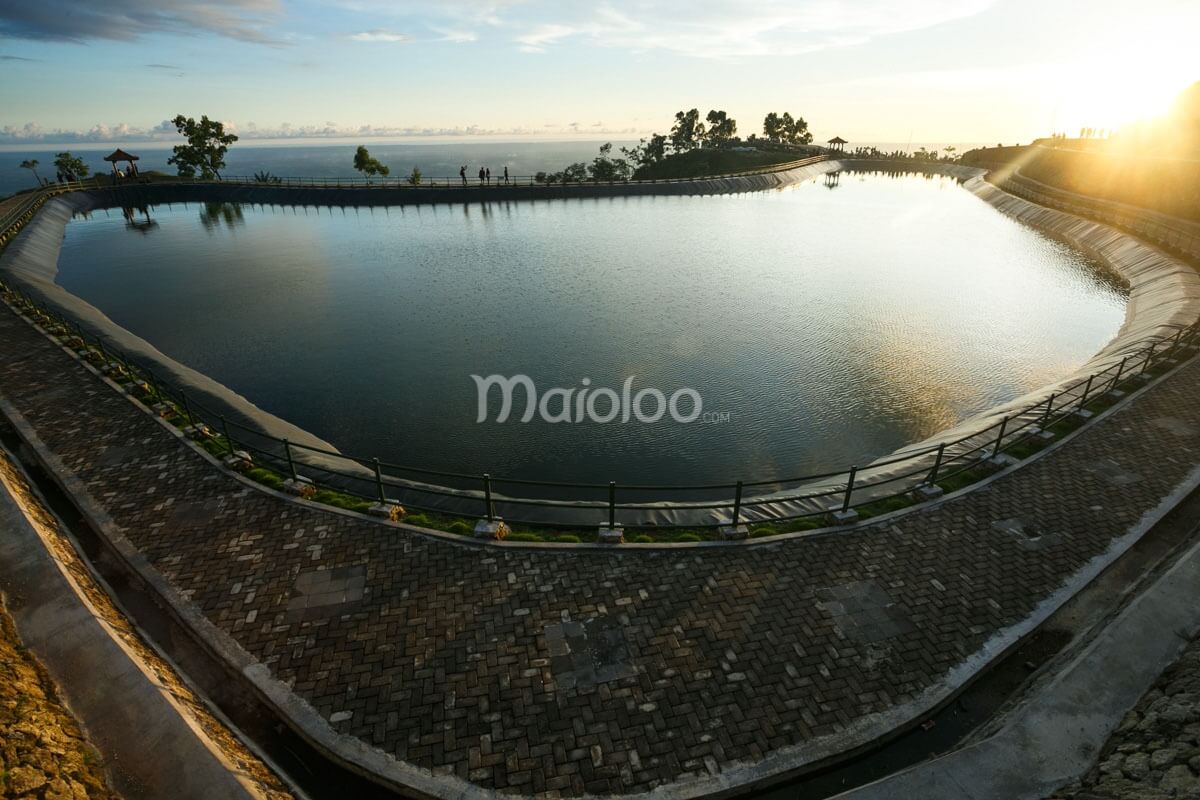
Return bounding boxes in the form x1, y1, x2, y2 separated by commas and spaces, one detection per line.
0, 303, 1199, 797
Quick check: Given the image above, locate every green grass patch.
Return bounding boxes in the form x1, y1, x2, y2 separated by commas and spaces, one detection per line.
631, 534, 655, 543
1002, 435, 1050, 460
855, 495, 916, 520
556, 534, 582, 543
246, 467, 284, 490
507, 532, 544, 542
675, 532, 702, 542
936, 462, 1001, 494
1046, 413, 1086, 437
311, 489, 372, 513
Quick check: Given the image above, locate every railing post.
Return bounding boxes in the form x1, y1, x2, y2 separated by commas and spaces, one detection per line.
993, 416, 1009, 458
929, 443, 945, 484
219, 415, 235, 455
181, 392, 194, 427
732, 480, 743, 526
148, 370, 163, 402
373, 458, 385, 503
1169, 329, 1184, 357
1111, 356, 1128, 390
1140, 343, 1155, 375
483, 473, 494, 521
842, 466, 857, 513
1042, 393, 1056, 428
284, 438, 297, 480
608, 481, 616, 528
1078, 374, 1094, 409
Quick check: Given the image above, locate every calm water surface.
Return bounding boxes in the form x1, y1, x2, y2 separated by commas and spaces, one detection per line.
54, 172, 1127, 484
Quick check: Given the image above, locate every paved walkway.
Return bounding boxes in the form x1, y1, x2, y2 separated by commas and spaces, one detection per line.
0, 302, 1199, 798
1051, 632, 1200, 799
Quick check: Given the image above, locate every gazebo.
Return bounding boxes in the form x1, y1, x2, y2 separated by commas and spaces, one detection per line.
827, 136, 848, 152
103, 148, 140, 180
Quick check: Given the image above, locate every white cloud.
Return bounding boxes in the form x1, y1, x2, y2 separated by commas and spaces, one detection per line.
0, 120, 640, 145
347, 28, 412, 42
516, 23, 574, 52
433, 27, 478, 42
504, 0, 996, 57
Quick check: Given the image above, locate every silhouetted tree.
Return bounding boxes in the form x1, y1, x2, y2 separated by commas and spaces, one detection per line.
670, 109, 705, 152
705, 110, 737, 144
353, 145, 390, 180
167, 114, 238, 179
588, 142, 632, 181
763, 112, 783, 142
621, 133, 668, 167
19, 158, 41, 185
53, 152, 88, 178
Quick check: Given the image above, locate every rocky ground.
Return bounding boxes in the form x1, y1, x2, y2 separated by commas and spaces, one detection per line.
1050, 633, 1200, 799
0, 604, 118, 799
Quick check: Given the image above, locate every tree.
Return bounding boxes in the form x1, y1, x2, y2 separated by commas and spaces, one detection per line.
763, 112, 783, 142
561, 162, 588, 183
353, 146, 390, 180
704, 110, 737, 145
765, 112, 816, 146
786, 114, 813, 145
19, 159, 41, 185
670, 109, 705, 152
167, 114, 238, 179
53, 152, 89, 179
588, 142, 632, 182
407, 166, 422, 185
621, 133, 667, 167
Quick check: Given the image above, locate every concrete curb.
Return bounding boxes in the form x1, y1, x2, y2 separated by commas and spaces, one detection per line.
0, 444, 280, 800
830, 509, 1200, 800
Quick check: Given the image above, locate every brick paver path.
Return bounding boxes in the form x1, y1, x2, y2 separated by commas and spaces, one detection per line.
1, 304, 1198, 797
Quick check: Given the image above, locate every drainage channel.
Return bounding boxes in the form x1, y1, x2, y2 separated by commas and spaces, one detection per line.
3, 416, 1198, 800
0, 420, 403, 800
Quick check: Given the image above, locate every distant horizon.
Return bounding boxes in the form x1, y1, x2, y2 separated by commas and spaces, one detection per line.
3, 0, 1196, 148
0, 136, 1000, 155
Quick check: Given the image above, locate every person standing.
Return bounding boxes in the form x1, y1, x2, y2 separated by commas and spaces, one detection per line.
478, 166, 485, 185
503, 166, 509, 184
486, 167, 491, 185
460, 165, 467, 186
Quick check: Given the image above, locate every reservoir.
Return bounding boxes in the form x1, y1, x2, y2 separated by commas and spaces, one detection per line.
54, 171, 1126, 486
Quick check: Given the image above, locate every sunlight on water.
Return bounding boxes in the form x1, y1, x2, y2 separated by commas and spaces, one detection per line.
55, 172, 1126, 483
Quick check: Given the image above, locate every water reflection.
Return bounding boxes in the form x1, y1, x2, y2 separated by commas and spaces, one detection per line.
199, 202, 245, 231
55, 173, 1128, 484
121, 206, 157, 235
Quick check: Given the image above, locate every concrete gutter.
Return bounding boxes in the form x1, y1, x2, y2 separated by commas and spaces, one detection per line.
0, 444, 289, 800
831, 503, 1200, 800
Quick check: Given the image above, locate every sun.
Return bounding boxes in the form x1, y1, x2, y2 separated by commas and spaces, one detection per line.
1049, 45, 1198, 135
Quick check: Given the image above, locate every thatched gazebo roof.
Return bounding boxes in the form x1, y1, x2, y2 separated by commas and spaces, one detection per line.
103, 148, 140, 163
827, 136, 848, 145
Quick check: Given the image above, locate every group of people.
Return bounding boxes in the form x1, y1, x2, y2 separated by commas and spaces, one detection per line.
55, 169, 82, 183
458, 165, 510, 186
108, 162, 140, 184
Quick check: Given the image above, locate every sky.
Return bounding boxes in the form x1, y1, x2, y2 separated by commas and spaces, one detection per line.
0, 0, 1197, 147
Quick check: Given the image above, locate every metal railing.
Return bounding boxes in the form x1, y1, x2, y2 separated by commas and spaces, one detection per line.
3, 277, 1196, 531
7, 155, 829, 195
4, 158, 1200, 532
